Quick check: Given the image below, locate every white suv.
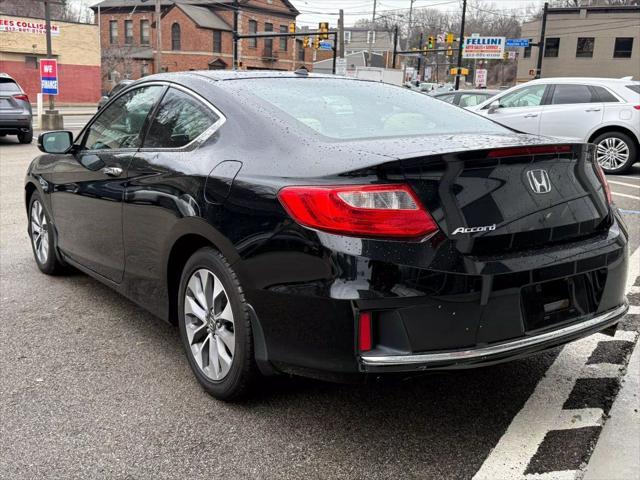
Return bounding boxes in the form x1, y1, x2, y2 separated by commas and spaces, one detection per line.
470, 77, 640, 174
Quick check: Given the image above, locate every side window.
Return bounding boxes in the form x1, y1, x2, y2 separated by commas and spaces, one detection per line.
551, 84, 597, 105
497, 85, 546, 108
459, 94, 486, 107
144, 88, 219, 149
592, 86, 619, 103
437, 94, 456, 104
84, 86, 164, 150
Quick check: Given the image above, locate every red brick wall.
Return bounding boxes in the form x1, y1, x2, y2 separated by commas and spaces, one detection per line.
0, 59, 101, 103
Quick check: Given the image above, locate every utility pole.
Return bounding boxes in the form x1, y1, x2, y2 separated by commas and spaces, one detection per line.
392, 24, 398, 68
367, 0, 377, 66
42, 0, 63, 129
535, 2, 549, 79
416, 32, 423, 82
454, 0, 467, 90
233, 0, 239, 69
406, 0, 415, 50
154, 0, 162, 73
338, 9, 345, 58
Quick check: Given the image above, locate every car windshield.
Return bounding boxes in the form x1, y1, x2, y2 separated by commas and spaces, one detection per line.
231, 78, 509, 140
626, 84, 640, 94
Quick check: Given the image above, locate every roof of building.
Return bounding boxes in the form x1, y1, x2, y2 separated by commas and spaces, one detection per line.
90, 0, 299, 15
174, 3, 231, 31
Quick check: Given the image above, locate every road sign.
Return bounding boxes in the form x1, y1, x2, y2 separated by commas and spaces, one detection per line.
462, 36, 505, 59
335, 57, 347, 75
475, 68, 487, 88
319, 41, 332, 50
40, 58, 58, 95
506, 38, 530, 48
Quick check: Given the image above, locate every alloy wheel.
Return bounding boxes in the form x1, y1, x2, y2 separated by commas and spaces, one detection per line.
596, 137, 629, 171
184, 268, 235, 381
30, 200, 49, 264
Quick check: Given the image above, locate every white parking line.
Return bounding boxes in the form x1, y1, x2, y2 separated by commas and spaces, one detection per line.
472, 246, 640, 480
612, 191, 640, 201
608, 180, 640, 190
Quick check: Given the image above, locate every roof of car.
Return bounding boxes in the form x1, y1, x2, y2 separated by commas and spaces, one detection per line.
140, 70, 354, 83
434, 89, 499, 96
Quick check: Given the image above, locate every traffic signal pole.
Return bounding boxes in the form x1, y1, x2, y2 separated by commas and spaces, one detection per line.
535, 2, 549, 79
454, 0, 467, 90
233, 0, 239, 70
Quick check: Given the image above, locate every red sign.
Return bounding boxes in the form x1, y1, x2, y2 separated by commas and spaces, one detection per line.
40, 59, 59, 95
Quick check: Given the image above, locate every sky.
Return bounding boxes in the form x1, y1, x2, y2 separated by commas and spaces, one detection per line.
292, 0, 548, 28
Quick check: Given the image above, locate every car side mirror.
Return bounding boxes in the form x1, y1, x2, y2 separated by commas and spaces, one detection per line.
487, 101, 501, 114
38, 131, 74, 154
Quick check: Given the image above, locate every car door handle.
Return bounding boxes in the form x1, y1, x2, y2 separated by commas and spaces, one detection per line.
524, 113, 538, 118
585, 108, 601, 112
102, 167, 123, 177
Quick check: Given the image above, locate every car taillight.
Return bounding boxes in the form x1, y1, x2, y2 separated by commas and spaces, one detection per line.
277, 184, 438, 239
594, 162, 613, 205
633, 105, 640, 110
358, 311, 372, 352
13, 93, 29, 102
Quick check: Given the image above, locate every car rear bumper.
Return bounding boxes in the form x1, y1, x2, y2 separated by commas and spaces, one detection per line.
0, 115, 32, 133
360, 302, 627, 373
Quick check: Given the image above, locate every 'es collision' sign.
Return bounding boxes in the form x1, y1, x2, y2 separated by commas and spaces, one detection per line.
462, 36, 505, 59
0, 18, 60, 35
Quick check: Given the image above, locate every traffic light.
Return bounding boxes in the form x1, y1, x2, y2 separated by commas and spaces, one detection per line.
303, 36, 310, 48
446, 46, 453, 56
446, 32, 454, 44
289, 21, 296, 33
313, 36, 320, 49
427, 35, 435, 49
319, 22, 329, 40
503, 52, 509, 61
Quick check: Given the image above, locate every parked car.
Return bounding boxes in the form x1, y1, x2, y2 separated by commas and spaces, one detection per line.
0, 73, 33, 143
27, 71, 628, 400
470, 77, 640, 173
432, 89, 499, 108
97, 79, 134, 110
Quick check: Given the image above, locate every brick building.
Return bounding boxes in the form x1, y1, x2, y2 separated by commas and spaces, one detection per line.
91, 0, 312, 93
0, 14, 101, 104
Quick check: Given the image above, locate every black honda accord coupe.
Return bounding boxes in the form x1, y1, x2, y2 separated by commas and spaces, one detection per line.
26, 71, 629, 400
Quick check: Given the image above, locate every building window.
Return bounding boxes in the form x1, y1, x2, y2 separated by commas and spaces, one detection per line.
344, 31, 351, 44
124, 20, 133, 44
265, 22, 273, 55
140, 20, 150, 45
298, 44, 305, 61
367, 30, 376, 44
523, 39, 532, 58
25, 55, 38, 69
248, 20, 257, 48
141, 63, 150, 77
213, 30, 222, 53
279, 25, 288, 51
544, 37, 559, 57
613, 37, 633, 58
171, 23, 181, 51
109, 20, 118, 45
576, 37, 594, 58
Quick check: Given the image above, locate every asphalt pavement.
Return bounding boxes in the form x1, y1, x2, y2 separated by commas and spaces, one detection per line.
1, 132, 639, 480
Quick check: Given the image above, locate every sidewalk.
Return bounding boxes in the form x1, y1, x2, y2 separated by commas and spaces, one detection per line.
583, 312, 640, 480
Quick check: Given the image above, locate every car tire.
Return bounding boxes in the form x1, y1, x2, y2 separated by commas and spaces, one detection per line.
177, 247, 257, 401
28, 192, 66, 275
18, 128, 33, 144
593, 131, 637, 174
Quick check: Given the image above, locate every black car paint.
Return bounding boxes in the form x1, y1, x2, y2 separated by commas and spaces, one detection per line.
25, 72, 629, 381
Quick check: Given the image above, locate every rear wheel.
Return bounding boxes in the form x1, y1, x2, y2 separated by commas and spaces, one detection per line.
18, 128, 33, 144
177, 247, 257, 400
594, 131, 637, 174
28, 193, 65, 275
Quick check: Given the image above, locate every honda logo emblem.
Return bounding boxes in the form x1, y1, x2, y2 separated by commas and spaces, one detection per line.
526, 169, 551, 194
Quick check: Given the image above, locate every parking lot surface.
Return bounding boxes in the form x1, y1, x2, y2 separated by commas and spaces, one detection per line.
1, 134, 639, 479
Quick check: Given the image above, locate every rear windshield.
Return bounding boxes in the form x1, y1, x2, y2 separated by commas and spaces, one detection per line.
0, 80, 21, 93
626, 84, 640, 94
230, 78, 509, 140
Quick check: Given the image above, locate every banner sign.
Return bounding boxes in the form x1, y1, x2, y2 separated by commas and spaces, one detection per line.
0, 18, 60, 35
463, 36, 505, 59
40, 59, 59, 95
475, 68, 487, 88
506, 38, 530, 48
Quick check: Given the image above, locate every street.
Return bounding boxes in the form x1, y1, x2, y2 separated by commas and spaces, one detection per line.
1, 128, 639, 479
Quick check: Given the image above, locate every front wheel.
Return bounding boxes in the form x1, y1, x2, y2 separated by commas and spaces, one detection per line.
594, 131, 637, 174
177, 247, 257, 400
28, 192, 66, 275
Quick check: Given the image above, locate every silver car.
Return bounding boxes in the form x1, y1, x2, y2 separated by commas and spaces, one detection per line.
0, 73, 32, 143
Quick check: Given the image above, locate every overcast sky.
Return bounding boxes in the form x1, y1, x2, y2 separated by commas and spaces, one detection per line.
292, 0, 547, 28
